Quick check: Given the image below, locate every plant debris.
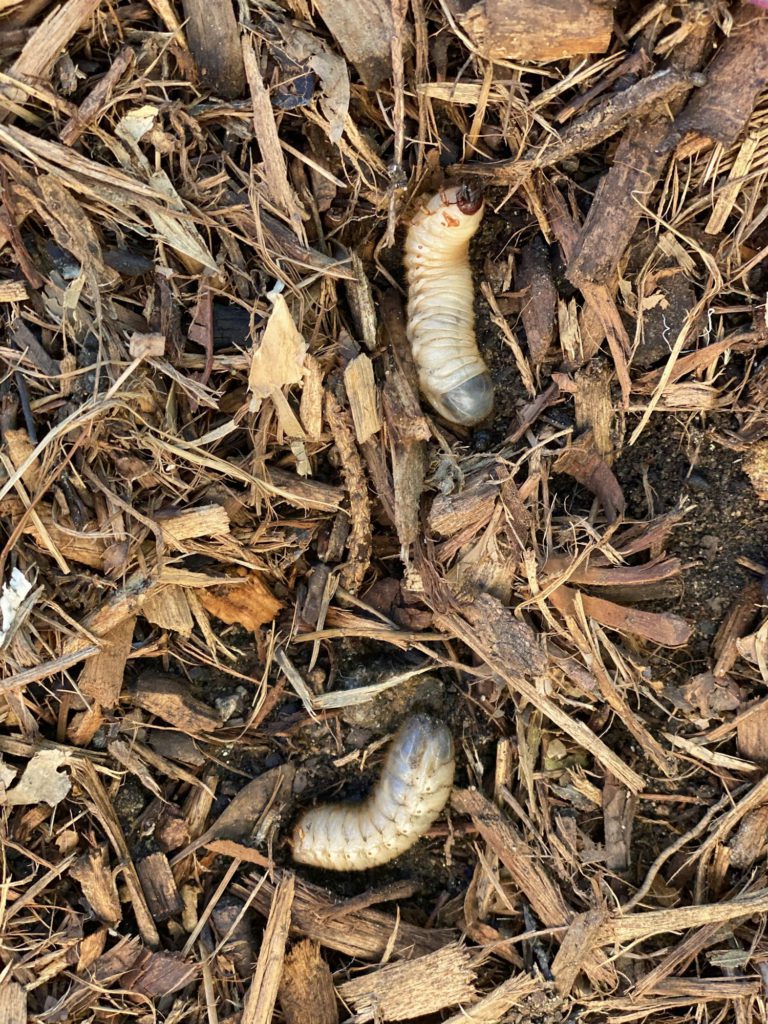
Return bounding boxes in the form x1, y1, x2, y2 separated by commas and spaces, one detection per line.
2, 1, 768, 1022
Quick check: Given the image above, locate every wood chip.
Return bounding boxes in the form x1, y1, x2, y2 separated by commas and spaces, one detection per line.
0, 982, 26, 1024
70, 846, 122, 928
136, 852, 183, 922
441, 973, 539, 1024
242, 873, 295, 1024
737, 701, 768, 763
673, 4, 768, 148
310, 0, 393, 88
132, 671, 222, 734
549, 584, 692, 648
197, 572, 282, 632
338, 943, 477, 1022
279, 940, 339, 1024
77, 616, 136, 708
344, 354, 381, 444
0, 0, 101, 116
154, 504, 230, 545
243, 871, 455, 960
180, 0, 245, 99
455, 0, 612, 61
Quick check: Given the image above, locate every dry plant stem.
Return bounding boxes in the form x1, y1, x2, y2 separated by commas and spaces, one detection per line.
452, 788, 613, 988
72, 761, 159, 948
682, 772, 768, 871
430, 593, 644, 792
440, 972, 540, 1024
0, 0, 101, 118
6, 1, 768, 1017
324, 387, 372, 593
619, 790, 734, 913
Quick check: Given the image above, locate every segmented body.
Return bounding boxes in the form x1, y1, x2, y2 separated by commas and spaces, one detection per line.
292, 715, 455, 871
403, 186, 494, 426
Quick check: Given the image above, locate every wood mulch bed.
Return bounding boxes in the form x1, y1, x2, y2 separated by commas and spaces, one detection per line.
2, 1, 768, 1021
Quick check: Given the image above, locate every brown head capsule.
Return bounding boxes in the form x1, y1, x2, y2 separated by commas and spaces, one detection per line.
456, 183, 483, 215
403, 186, 494, 427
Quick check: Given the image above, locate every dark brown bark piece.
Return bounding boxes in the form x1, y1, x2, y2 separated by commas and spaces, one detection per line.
136, 853, 183, 923
59, 46, 134, 145
324, 387, 372, 592
553, 434, 625, 522
567, 20, 712, 288
518, 234, 557, 365
567, 117, 670, 287
712, 578, 763, 678
180, 0, 245, 99
382, 366, 430, 554
673, 4, 768, 148
211, 899, 257, 980
549, 584, 692, 647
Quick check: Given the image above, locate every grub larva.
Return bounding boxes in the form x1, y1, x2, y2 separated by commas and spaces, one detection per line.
403, 185, 494, 426
291, 714, 455, 871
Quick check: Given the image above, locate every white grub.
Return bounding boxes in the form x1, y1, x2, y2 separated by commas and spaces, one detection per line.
404, 185, 494, 426
292, 714, 455, 871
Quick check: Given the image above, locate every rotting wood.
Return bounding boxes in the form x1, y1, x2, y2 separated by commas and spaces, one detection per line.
344, 353, 381, 445
737, 703, 768, 764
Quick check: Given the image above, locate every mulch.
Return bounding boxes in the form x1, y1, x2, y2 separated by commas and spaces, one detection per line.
2, 1, 768, 1021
